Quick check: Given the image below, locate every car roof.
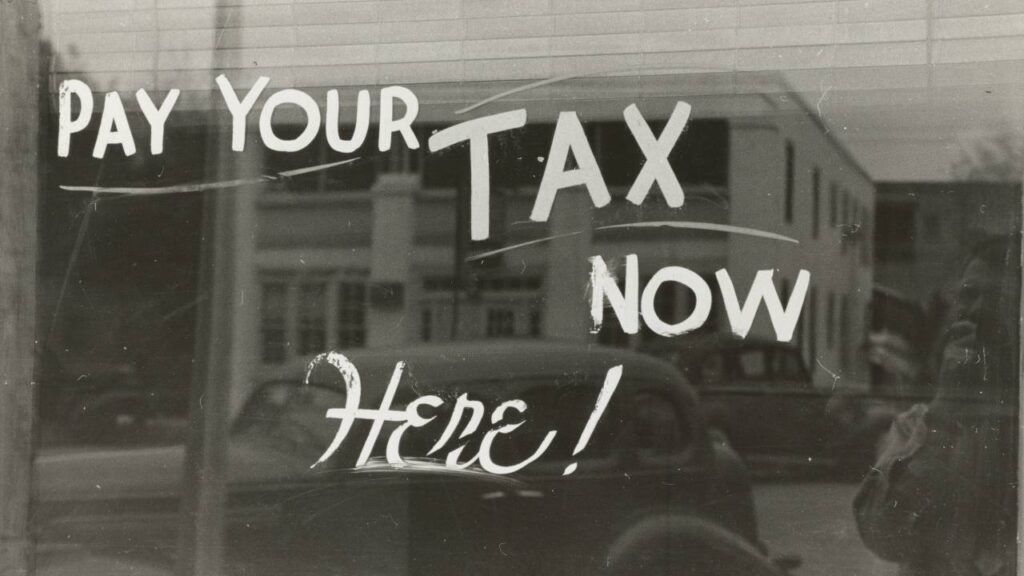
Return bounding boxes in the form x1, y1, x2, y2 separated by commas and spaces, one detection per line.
262, 340, 689, 394
643, 332, 797, 360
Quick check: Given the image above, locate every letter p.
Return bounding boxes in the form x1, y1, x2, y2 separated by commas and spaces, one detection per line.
58, 80, 94, 158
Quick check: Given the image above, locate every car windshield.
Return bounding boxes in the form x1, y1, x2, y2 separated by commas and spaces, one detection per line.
232, 382, 346, 462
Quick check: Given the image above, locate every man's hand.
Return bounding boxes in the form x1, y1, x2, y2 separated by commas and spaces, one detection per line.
937, 320, 984, 396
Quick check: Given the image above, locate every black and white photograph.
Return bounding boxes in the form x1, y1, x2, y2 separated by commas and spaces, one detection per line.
0, 1, 1021, 575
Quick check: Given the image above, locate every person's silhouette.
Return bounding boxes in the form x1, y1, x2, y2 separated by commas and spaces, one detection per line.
855, 234, 1020, 576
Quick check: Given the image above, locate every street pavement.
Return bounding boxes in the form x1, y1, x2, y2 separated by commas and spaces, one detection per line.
754, 482, 899, 576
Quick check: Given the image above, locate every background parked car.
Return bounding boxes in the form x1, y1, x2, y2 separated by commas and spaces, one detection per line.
644, 334, 886, 476
36, 353, 189, 446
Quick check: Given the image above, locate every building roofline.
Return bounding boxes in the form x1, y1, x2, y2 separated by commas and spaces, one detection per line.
876, 180, 1023, 190
763, 76, 875, 187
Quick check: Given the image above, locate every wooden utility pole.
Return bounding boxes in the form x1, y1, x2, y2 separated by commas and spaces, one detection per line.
176, 2, 259, 572
177, 135, 260, 576
175, 157, 236, 576
0, 1, 40, 575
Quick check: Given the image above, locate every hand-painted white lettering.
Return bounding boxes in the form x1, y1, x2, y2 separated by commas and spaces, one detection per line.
591, 255, 810, 341
310, 354, 619, 475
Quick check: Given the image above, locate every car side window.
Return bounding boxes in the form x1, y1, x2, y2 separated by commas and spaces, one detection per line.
697, 353, 727, 386
735, 348, 769, 381
632, 390, 690, 456
487, 384, 619, 465
771, 348, 811, 386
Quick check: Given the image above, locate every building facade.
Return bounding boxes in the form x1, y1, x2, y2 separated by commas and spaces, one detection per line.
45, 0, 1020, 407
241, 75, 873, 391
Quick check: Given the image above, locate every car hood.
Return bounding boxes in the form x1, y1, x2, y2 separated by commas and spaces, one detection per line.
35, 441, 520, 503
34, 440, 315, 503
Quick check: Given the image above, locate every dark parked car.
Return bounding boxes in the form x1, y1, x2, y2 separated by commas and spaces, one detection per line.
36, 356, 189, 446
644, 334, 881, 474
34, 341, 783, 576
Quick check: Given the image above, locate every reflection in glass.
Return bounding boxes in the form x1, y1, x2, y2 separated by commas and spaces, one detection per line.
23, 2, 1024, 575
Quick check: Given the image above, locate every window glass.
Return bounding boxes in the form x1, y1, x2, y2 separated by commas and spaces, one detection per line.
784, 140, 795, 224
260, 282, 288, 364
812, 167, 821, 239
19, 4, 1023, 576
337, 281, 367, 348
298, 282, 326, 355
491, 384, 619, 465
485, 308, 515, 337
698, 353, 728, 387
772, 348, 810, 383
735, 349, 769, 380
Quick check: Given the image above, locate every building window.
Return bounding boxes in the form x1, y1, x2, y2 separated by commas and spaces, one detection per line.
839, 295, 850, 370
486, 308, 515, 337
808, 287, 818, 372
476, 275, 543, 292
298, 283, 326, 354
840, 190, 851, 253
421, 309, 433, 342
812, 167, 821, 238
857, 204, 868, 264
529, 309, 542, 337
337, 282, 367, 348
260, 274, 368, 365
876, 201, 915, 261
829, 182, 838, 227
826, 292, 835, 349
260, 282, 288, 364
784, 140, 795, 224
862, 212, 872, 265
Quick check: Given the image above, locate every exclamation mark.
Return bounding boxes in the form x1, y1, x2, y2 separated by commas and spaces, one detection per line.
563, 364, 622, 476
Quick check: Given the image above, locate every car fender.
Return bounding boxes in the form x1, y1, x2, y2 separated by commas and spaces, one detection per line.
699, 400, 735, 442
706, 437, 761, 547
69, 390, 150, 440
605, 515, 783, 576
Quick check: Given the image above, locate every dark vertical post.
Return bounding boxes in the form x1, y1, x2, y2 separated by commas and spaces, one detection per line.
451, 174, 469, 338
1018, 169, 1023, 576
0, 1, 40, 574
176, 148, 236, 576
176, 9, 236, 568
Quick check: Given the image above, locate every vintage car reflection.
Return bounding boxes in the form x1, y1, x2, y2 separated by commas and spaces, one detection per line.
35, 341, 783, 576
644, 334, 881, 474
